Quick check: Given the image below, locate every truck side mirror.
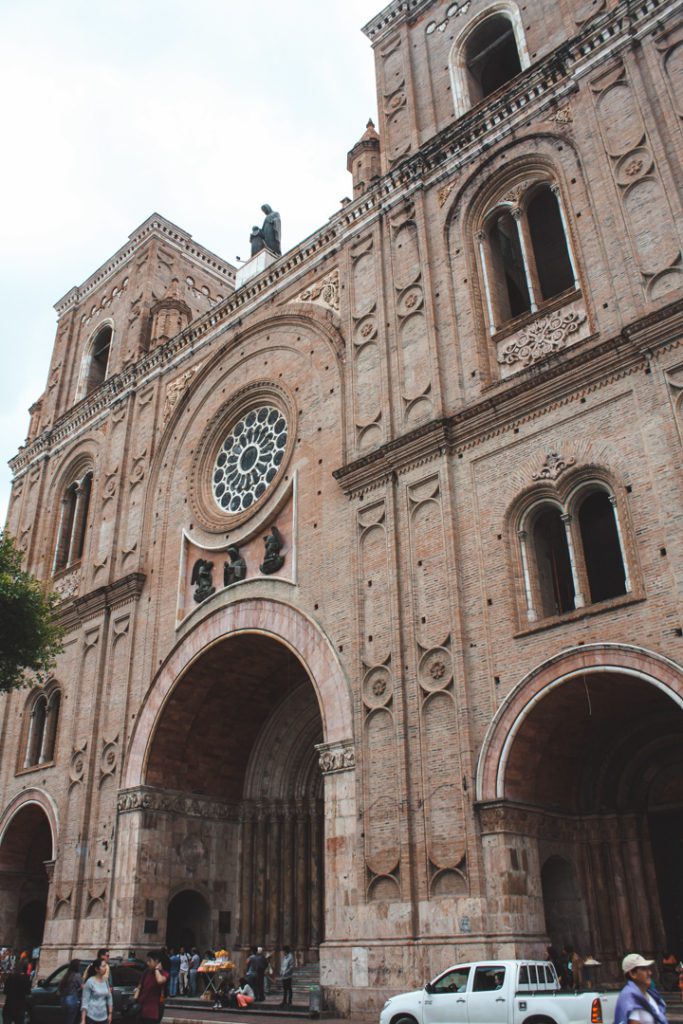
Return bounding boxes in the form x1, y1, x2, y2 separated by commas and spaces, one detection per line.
425, 982, 434, 994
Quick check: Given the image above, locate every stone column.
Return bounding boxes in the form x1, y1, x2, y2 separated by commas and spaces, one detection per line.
608, 496, 632, 592
52, 494, 73, 573
477, 230, 497, 335
237, 804, 254, 946
253, 802, 267, 941
267, 803, 282, 947
512, 207, 538, 312
294, 800, 308, 950
517, 529, 537, 621
309, 799, 323, 947
561, 513, 585, 608
550, 183, 580, 290
282, 805, 295, 945
67, 477, 90, 565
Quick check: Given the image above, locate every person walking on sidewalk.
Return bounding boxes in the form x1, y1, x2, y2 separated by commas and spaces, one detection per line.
279, 946, 294, 1007
614, 954, 668, 1024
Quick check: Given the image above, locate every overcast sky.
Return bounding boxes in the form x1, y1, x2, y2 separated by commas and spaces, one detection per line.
0, 0, 383, 525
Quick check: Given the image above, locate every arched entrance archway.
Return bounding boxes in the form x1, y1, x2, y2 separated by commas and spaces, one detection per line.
166, 890, 210, 950
139, 632, 324, 958
0, 799, 55, 949
477, 646, 683, 962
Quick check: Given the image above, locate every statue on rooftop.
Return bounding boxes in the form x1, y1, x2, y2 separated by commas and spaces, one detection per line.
260, 204, 282, 255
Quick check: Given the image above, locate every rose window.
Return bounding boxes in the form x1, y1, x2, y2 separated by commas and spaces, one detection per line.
212, 406, 287, 514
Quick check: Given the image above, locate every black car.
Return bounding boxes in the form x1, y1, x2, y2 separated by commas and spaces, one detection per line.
27, 959, 145, 1024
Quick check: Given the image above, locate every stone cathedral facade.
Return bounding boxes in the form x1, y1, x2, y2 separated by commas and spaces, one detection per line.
3, 0, 683, 1015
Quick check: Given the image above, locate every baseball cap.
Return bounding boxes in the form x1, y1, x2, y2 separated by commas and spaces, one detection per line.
622, 954, 655, 974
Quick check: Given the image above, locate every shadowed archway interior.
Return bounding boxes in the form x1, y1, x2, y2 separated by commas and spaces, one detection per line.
146, 633, 324, 956
0, 804, 52, 949
502, 672, 683, 958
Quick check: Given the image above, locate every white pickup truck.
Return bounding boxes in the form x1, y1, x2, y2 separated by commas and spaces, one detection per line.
379, 960, 618, 1024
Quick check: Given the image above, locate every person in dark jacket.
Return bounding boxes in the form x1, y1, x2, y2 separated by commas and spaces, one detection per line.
3, 962, 31, 1024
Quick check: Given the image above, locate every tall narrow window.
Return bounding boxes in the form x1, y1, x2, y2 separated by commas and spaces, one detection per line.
527, 186, 575, 300
488, 210, 531, 322
40, 691, 61, 763
24, 695, 47, 768
83, 325, 112, 395
578, 491, 627, 603
465, 14, 522, 105
53, 470, 93, 573
532, 507, 575, 617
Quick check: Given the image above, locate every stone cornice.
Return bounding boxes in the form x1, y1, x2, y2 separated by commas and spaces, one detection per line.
57, 572, 146, 629
9, 0, 677, 479
117, 785, 238, 822
362, 0, 433, 42
333, 300, 683, 495
54, 214, 236, 315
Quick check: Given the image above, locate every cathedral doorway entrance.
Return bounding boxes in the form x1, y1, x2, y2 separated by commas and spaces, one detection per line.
145, 631, 324, 960
0, 802, 53, 949
166, 890, 210, 950
478, 653, 683, 964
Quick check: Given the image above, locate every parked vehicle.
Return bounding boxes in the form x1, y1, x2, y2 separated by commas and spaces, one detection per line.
379, 960, 618, 1024
27, 959, 145, 1024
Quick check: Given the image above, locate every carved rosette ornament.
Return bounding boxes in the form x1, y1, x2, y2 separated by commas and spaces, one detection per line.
498, 310, 587, 368
532, 452, 577, 481
315, 739, 356, 775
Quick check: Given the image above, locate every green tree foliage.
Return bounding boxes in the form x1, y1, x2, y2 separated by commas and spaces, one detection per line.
0, 531, 64, 693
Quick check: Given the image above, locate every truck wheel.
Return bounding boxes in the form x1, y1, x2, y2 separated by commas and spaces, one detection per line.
394, 1017, 419, 1024
524, 1016, 557, 1024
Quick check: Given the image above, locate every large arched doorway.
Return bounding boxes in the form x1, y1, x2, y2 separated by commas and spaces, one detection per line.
145, 632, 324, 959
479, 658, 683, 962
0, 802, 53, 949
166, 890, 210, 950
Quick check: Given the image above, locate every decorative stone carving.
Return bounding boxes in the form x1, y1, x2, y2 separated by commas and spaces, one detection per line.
260, 525, 285, 575
298, 269, 340, 312
178, 834, 207, 872
425, 1, 472, 34
102, 467, 118, 503
69, 741, 88, 786
100, 736, 119, 779
438, 179, 458, 207
316, 739, 356, 774
363, 665, 392, 709
112, 614, 130, 643
54, 569, 81, 600
418, 647, 453, 691
191, 559, 215, 603
129, 449, 147, 487
54, 889, 72, 914
162, 363, 202, 425
532, 451, 577, 481
117, 785, 238, 821
550, 106, 573, 130
48, 363, 61, 391
498, 310, 587, 367
224, 545, 246, 586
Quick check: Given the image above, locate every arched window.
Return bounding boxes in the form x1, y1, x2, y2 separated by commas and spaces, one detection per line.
478, 181, 579, 335
530, 506, 575, 617
526, 186, 576, 301
577, 490, 628, 603
450, 5, 530, 118
22, 689, 61, 770
53, 470, 93, 574
464, 13, 522, 105
516, 482, 633, 624
81, 324, 112, 397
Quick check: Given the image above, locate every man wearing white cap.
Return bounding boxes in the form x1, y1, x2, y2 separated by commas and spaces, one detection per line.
614, 954, 668, 1024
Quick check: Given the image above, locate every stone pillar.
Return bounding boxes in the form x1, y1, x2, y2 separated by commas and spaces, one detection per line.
511, 207, 538, 312
253, 802, 267, 942
561, 513, 585, 608
309, 799, 322, 947
267, 803, 282, 947
238, 805, 254, 946
282, 806, 295, 945
294, 800, 308, 950
67, 477, 90, 565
